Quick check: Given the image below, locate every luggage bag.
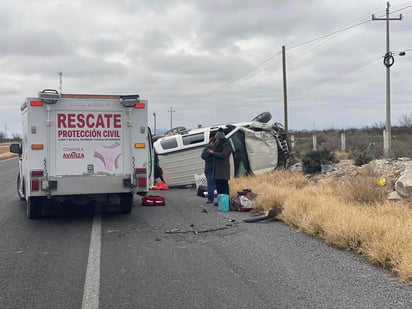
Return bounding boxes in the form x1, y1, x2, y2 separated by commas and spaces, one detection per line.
142, 195, 166, 206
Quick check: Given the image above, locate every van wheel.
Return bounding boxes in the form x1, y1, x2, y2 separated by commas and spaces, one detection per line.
27, 197, 42, 219
120, 193, 133, 214
251, 112, 272, 123
17, 174, 25, 201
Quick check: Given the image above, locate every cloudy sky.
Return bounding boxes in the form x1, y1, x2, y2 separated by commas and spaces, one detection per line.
1, 0, 412, 136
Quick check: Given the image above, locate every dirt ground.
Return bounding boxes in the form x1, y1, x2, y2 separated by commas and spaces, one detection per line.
0, 143, 17, 160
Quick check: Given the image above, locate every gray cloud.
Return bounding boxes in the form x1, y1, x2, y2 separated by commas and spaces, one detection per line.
0, 0, 411, 136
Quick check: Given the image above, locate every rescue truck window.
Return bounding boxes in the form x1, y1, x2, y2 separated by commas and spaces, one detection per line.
160, 138, 178, 150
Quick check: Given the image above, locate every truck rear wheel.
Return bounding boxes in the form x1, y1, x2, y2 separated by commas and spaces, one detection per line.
17, 174, 25, 201
120, 193, 133, 214
27, 197, 42, 219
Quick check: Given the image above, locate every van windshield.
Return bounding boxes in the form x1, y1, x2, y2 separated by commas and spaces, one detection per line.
228, 130, 251, 177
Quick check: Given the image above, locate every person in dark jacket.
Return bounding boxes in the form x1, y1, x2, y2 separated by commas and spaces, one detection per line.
154, 153, 165, 183
208, 128, 232, 196
201, 137, 217, 203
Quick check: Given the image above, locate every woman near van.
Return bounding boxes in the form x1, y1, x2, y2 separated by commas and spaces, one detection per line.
208, 128, 231, 198
201, 137, 217, 204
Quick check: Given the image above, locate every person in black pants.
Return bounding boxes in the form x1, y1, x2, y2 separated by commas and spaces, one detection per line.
201, 137, 217, 203
208, 128, 232, 198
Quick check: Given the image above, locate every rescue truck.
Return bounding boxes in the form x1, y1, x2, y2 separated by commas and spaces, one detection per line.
10, 89, 153, 219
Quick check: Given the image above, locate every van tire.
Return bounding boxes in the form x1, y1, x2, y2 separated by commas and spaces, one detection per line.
251, 112, 272, 123
27, 197, 42, 219
120, 193, 133, 214
17, 174, 25, 201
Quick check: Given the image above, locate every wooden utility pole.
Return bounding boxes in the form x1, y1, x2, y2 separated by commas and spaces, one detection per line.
372, 2, 402, 157
282, 45, 288, 133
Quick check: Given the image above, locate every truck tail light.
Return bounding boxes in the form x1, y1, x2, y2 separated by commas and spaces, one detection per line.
135, 168, 146, 174
138, 176, 147, 187
30, 100, 43, 106
135, 168, 147, 187
31, 170, 44, 177
31, 179, 40, 191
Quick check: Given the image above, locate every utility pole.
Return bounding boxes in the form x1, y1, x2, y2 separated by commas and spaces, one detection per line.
372, 2, 402, 157
282, 45, 288, 133
58, 71, 63, 94
153, 112, 157, 134
168, 106, 175, 130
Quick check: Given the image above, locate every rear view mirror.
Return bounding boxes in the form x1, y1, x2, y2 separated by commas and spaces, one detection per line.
10, 143, 22, 155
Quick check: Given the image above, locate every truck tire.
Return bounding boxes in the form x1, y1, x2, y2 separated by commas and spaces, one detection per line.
17, 174, 25, 201
27, 197, 42, 219
120, 193, 133, 214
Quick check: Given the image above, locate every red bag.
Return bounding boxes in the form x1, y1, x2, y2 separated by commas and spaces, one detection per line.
156, 181, 169, 190
152, 181, 169, 190
142, 195, 166, 206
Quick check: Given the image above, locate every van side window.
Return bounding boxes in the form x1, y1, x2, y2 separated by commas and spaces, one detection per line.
182, 133, 204, 146
160, 138, 178, 150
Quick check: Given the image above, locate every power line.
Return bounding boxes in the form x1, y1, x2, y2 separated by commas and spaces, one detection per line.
194, 17, 374, 102
391, 2, 412, 13
288, 55, 381, 97
193, 51, 281, 103
287, 22, 382, 72
193, 4, 391, 103
284, 4, 385, 70
288, 19, 372, 50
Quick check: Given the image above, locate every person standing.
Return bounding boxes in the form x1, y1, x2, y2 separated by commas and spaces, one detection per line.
154, 153, 165, 183
208, 128, 231, 197
201, 137, 217, 203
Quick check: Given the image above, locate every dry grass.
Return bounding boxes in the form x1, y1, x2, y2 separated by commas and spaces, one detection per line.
334, 151, 350, 160
229, 169, 412, 283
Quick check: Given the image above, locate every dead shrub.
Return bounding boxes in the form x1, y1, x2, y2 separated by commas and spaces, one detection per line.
335, 167, 387, 205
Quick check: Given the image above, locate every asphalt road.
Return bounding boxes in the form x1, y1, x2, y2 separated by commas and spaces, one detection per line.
1, 157, 412, 309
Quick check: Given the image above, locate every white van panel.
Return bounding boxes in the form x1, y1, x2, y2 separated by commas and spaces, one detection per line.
244, 130, 278, 173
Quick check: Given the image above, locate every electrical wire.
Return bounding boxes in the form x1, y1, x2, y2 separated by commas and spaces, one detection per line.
192, 51, 281, 103
287, 20, 372, 51
288, 55, 382, 97
391, 2, 412, 13
192, 3, 395, 103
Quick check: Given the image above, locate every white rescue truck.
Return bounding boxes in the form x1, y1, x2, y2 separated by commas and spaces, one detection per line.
10, 89, 153, 219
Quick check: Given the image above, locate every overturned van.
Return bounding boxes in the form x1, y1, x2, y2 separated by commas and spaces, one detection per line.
153, 112, 291, 187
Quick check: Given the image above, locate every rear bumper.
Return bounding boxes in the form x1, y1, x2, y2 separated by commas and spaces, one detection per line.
28, 174, 147, 197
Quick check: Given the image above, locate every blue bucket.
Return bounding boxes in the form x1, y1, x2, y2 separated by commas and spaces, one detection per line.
217, 194, 230, 212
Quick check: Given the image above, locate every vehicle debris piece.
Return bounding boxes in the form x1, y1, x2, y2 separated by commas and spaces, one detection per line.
243, 208, 283, 223
165, 226, 231, 234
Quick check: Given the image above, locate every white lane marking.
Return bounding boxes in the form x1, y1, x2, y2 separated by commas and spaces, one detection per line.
82, 206, 101, 309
